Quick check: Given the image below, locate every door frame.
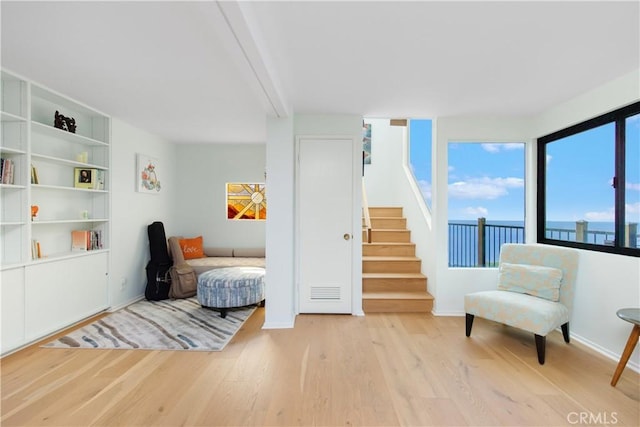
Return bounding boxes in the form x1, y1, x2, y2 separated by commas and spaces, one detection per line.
294, 135, 363, 315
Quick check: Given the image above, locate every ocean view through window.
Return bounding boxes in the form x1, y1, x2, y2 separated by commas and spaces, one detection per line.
448, 142, 525, 267
537, 101, 640, 257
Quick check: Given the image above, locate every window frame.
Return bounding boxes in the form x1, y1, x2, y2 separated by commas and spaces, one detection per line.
536, 101, 640, 257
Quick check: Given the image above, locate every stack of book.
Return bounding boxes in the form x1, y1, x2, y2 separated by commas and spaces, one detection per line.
1, 158, 15, 184
31, 239, 42, 260
71, 230, 103, 251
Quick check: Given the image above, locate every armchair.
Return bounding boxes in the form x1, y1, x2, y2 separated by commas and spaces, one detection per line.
464, 243, 579, 364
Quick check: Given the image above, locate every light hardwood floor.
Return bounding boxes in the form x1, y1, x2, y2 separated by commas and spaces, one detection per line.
1, 308, 639, 426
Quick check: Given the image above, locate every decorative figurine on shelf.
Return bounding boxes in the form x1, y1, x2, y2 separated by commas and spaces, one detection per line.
31, 205, 39, 221
54, 110, 65, 130
66, 116, 77, 133
53, 110, 77, 133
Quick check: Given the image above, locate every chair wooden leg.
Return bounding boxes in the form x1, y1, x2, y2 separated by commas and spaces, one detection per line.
611, 324, 640, 386
561, 322, 570, 343
535, 334, 546, 365
465, 313, 474, 337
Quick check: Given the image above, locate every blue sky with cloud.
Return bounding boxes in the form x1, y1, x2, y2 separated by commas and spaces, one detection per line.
410, 115, 639, 224
546, 114, 639, 223
447, 142, 525, 221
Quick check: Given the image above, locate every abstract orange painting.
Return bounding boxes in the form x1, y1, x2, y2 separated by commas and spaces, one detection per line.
226, 183, 266, 220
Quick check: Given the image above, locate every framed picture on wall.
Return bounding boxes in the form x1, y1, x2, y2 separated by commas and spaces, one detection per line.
363, 122, 372, 164
136, 153, 162, 193
226, 183, 266, 220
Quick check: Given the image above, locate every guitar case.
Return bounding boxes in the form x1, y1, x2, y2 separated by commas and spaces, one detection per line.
145, 221, 173, 300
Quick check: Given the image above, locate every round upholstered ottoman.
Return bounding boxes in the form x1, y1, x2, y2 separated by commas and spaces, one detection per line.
197, 267, 265, 318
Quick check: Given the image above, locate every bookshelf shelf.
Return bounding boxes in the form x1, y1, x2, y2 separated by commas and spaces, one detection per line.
1, 111, 27, 122
30, 153, 108, 170
0, 146, 27, 155
31, 218, 109, 225
27, 248, 109, 265
31, 184, 108, 193
0, 221, 25, 226
1, 68, 110, 355
31, 118, 108, 147
0, 183, 26, 190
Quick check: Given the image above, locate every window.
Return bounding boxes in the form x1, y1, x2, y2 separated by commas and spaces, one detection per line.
625, 113, 640, 249
537, 102, 640, 257
408, 119, 432, 209
448, 142, 525, 267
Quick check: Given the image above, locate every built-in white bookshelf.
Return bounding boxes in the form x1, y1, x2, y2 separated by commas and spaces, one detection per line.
1, 69, 110, 354
1, 71, 29, 268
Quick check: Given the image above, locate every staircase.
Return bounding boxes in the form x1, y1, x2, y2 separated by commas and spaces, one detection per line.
362, 207, 434, 313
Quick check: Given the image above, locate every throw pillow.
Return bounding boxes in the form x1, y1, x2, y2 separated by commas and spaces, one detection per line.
179, 236, 204, 260
497, 262, 563, 302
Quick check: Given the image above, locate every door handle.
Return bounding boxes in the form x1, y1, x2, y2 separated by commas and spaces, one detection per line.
343, 233, 351, 240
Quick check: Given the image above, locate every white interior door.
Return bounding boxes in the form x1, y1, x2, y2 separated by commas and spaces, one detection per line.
297, 137, 353, 313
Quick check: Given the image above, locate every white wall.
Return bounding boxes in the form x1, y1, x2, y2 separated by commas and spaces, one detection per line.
363, 119, 405, 206
174, 143, 266, 248
265, 116, 296, 328
109, 118, 176, 310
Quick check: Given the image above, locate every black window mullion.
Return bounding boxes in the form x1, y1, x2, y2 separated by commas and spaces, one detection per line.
536, 138, 547, 244
615, 118, 626, 248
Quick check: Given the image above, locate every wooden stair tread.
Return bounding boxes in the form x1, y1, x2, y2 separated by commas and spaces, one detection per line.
363, 242, 415, 246
363, 291, 434, 300
363, 272, 426, 279
363, 205, 432, 313
363, 256, 420, 261
367, 216, 406, 219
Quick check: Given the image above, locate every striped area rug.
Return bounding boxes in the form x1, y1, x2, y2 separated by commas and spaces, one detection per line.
42, 297, 257, 351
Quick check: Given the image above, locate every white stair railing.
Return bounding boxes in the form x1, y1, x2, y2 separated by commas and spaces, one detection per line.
362, 178, 372, 244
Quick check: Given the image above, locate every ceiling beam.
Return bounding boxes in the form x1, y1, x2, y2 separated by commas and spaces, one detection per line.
216, 1, 290, 118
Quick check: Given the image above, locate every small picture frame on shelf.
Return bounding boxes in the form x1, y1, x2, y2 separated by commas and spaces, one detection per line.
74, 168, 97, 189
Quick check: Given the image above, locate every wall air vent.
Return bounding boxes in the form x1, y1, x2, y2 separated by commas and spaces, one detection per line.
310, 286, 341, 300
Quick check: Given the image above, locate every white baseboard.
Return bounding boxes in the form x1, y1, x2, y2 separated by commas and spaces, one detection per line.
109, 294, 145, 312
262, 320, 295, 329
432, 309, 465, 316
428, 310, 639, 374
571, 332, 640, 374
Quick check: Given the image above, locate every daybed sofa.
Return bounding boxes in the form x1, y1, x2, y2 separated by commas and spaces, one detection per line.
168, 236, 265, 276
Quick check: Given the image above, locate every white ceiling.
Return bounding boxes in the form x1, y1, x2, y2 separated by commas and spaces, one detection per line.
2, 1, 638, 144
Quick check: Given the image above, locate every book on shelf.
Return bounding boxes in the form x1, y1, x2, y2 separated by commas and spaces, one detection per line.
31, 164, 39, 184
71, 230, 103, 251
1, 158, 15, 185
71, 230, 89, 251
31, 239, 42, 260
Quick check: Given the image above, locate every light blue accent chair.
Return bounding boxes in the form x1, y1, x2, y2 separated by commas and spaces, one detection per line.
464, 243, 579, 364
